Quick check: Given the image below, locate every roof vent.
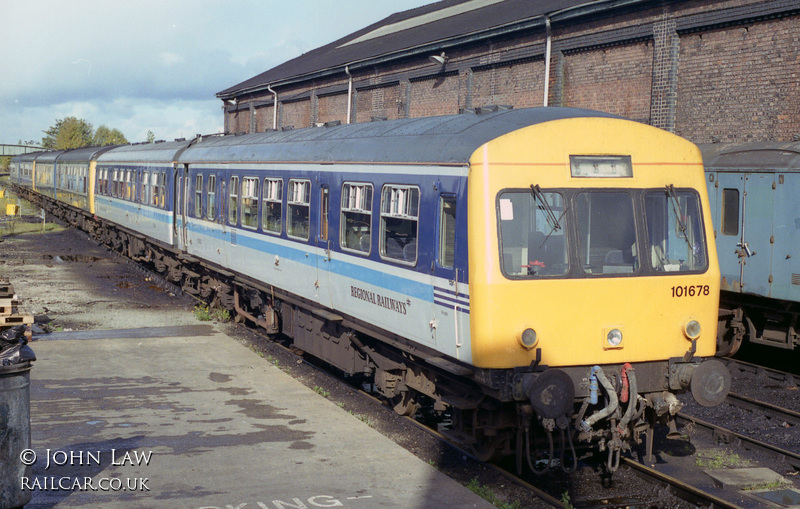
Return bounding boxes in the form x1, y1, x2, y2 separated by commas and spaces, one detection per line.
281, 126, 294, 131
476, 105, 513, 114
371, 116, 387, 122
175, 138, 185, 142
459, 108, 476, 115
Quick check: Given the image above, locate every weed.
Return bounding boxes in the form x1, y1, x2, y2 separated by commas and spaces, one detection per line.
193, 305, 231, 322
742, 480, 790, 491
695, 448, 753, 469
466, 478, 521, 509
193, 305, 212, 321
313, 386, 330, 398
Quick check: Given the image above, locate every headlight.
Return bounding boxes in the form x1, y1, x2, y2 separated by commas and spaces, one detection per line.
518, 328, 538, 349
606, 329, 623, 347
684, 320, 701, 340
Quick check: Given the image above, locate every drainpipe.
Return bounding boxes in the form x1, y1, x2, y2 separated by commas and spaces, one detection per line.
543, 16, 552, 107
267, 84, 278, 130
345, 65, 353, 124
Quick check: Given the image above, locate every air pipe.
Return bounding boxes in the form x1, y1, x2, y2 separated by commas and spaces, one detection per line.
345, 66, 353, 124
267, 84, 278, 130
543, 16, 551, 107
580, 366, 619, 431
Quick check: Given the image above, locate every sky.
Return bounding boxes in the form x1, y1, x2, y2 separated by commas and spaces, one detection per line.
0, 0, 432, 146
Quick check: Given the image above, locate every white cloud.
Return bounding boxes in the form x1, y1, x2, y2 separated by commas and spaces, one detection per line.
159, 53, 185, 66
0, 0, 431, 145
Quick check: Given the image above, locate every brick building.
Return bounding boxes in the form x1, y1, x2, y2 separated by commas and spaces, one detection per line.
216, 0, 800, 144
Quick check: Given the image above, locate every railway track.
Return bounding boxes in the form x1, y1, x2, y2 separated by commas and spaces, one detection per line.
677, 413, 800, 471
43, 224, 796, 508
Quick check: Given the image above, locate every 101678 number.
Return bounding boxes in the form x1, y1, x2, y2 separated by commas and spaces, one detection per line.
671, 285, 710, 297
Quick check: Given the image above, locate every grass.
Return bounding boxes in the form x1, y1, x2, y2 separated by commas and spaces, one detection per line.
695, 448, 753, 469
313, 386, 330, 398
742, 480, 790, 491
466, 478, 522, 509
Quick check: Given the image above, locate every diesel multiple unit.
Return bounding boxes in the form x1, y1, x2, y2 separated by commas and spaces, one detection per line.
10, 107, 730, 471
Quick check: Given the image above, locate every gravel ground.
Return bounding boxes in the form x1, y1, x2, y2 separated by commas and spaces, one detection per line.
3, 212, 788, 508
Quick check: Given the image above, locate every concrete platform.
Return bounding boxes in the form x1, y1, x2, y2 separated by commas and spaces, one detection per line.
22, 325, 494, 509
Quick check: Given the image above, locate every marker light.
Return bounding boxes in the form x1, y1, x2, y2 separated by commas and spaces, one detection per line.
606, 329, 623, 347
684, 320, 702, 340
519, 328, 538, 349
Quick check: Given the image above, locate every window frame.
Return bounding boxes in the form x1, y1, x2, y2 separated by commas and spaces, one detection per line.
287, 179, 311, 241
262, 177, 283, 235
207, 174, 217, 221
241, 176, 260, 230
720, 188, 740, 236
228, 176, 240, 225
340, 182, 373, 255
379, 184, 420, 265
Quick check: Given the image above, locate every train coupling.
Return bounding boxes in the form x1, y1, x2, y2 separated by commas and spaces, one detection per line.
669, 358, 731, 407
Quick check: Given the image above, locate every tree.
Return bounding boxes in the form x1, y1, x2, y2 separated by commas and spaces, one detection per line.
42, 117, 93, 150
93, 125, 128, 146
146, 130, 155, 143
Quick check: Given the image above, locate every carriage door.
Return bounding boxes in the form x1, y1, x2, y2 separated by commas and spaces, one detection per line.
432, 192, 466, 355
173, 165, 190, 252
714, 172, 745, 292
740, 172, 775, 297
314, 181, 333, 308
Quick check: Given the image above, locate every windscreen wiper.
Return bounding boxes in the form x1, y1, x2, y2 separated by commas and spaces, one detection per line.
666, 184, 694, 251
530, 184, 561, 232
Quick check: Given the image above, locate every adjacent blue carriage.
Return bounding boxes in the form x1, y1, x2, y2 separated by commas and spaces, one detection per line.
701, 142, 800, 355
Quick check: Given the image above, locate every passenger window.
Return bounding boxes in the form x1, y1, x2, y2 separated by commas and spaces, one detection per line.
194, 175, 203, 217
380, 185, 419, 264
228, 176, 239, 225
207, 175, 216, 220
438, 196, 457, 268
287, 179, 310, 240
242, 177, 259, 229
721, 188, 739, 236
341, 183, 373, 254
262, 178, 282, 234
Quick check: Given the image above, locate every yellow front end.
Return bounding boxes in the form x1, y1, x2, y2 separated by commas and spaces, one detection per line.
468, 117, 720, 369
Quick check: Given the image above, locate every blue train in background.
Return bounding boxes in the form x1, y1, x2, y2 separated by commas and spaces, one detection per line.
700, 142, 800, 356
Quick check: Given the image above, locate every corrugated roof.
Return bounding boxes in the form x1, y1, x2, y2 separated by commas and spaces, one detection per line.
217, 0, 624, 98
179, 106, 620, 165
699, 142, 800, 173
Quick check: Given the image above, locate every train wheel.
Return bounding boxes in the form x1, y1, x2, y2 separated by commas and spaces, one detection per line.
716, 310, 745, 357
392, 391, 419, 416
468, 435, 499, 463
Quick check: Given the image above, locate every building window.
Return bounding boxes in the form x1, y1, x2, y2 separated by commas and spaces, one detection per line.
287, 179, 310, 240
242, 177, 259, 229
228, 176, 239, 225
341, 182, 372, 254
380, 185, 419, 264
721, 188, 739, 236
262, 178, 282, 234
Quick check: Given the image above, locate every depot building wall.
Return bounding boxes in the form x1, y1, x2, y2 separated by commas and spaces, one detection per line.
224, 1, 800, 144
